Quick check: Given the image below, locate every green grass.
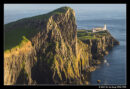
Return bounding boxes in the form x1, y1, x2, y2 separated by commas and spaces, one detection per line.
4, 27, 35, 51
77, 29, 108, 41
77, 29, 86, 33
96, 31, 108, 36
77, 29, 94, 37
4, 7, 71, 52
77, 29, 95, 40
77, 29, 92, 33
78, 36, 98, 40
48, 6, 71, 15
77, 32, 88, 37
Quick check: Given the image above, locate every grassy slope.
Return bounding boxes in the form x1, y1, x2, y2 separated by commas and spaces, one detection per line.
77, 29, 108, 41
4, 7, 70, 51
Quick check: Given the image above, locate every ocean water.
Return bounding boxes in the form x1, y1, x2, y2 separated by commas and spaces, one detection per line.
76, 10, 126, 85
79, 19, 126, 85
76, 13, 126, 85
4, 4, 126, 85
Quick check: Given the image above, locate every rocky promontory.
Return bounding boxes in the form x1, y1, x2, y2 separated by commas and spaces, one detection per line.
4, 7, 119, 85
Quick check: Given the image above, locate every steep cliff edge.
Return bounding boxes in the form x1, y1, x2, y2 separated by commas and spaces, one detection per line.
77, 30, 119, 66
4, 7, 119, 85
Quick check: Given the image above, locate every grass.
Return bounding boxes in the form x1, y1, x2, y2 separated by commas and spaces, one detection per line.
4, 27, 34, 51
96, 31, 108, 36
78, 36, 98, 40
77, 29, 96, 40
77, 29, 108, 41
4, 35, 29, 52
4, 6, 71, 52
77, 29, 86, 33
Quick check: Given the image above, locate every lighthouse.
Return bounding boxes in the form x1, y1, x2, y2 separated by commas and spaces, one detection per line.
103, 24, 107, 30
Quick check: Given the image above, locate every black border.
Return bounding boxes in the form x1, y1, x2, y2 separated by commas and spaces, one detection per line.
1, 0, 129, 3
0, 2, 4, 88
1, 1, 128, 88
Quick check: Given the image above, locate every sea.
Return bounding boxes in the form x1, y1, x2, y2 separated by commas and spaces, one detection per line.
4, 4, 126, 85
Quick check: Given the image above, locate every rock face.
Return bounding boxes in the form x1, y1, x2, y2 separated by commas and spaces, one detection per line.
81, 31, 119, 64
4, 7, 119, 85
77, 30, 119, 66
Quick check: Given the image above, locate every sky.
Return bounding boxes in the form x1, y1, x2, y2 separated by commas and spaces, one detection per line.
4, 4, 126, 24
4, 4, 126, 12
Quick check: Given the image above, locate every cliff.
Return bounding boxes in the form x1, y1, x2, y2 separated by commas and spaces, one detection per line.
4, 7, 119, 85
77, 30, 119, 66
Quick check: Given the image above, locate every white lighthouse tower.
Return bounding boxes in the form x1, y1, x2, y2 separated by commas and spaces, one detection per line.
103, 24, 107, 30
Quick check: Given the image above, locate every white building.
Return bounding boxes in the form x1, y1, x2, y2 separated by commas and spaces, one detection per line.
92, 24, 107, 33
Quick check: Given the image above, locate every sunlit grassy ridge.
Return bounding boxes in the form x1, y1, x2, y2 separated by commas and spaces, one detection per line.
77, 29, 108, 41
4, 27, 36, 51
4, 7, 71, 51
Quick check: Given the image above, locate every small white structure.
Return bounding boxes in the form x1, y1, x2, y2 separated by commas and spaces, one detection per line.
103, 24, 107, 30
92, 24, 107, 33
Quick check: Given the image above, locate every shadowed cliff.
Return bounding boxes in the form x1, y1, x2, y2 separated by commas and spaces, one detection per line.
4, 7, 119, 85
